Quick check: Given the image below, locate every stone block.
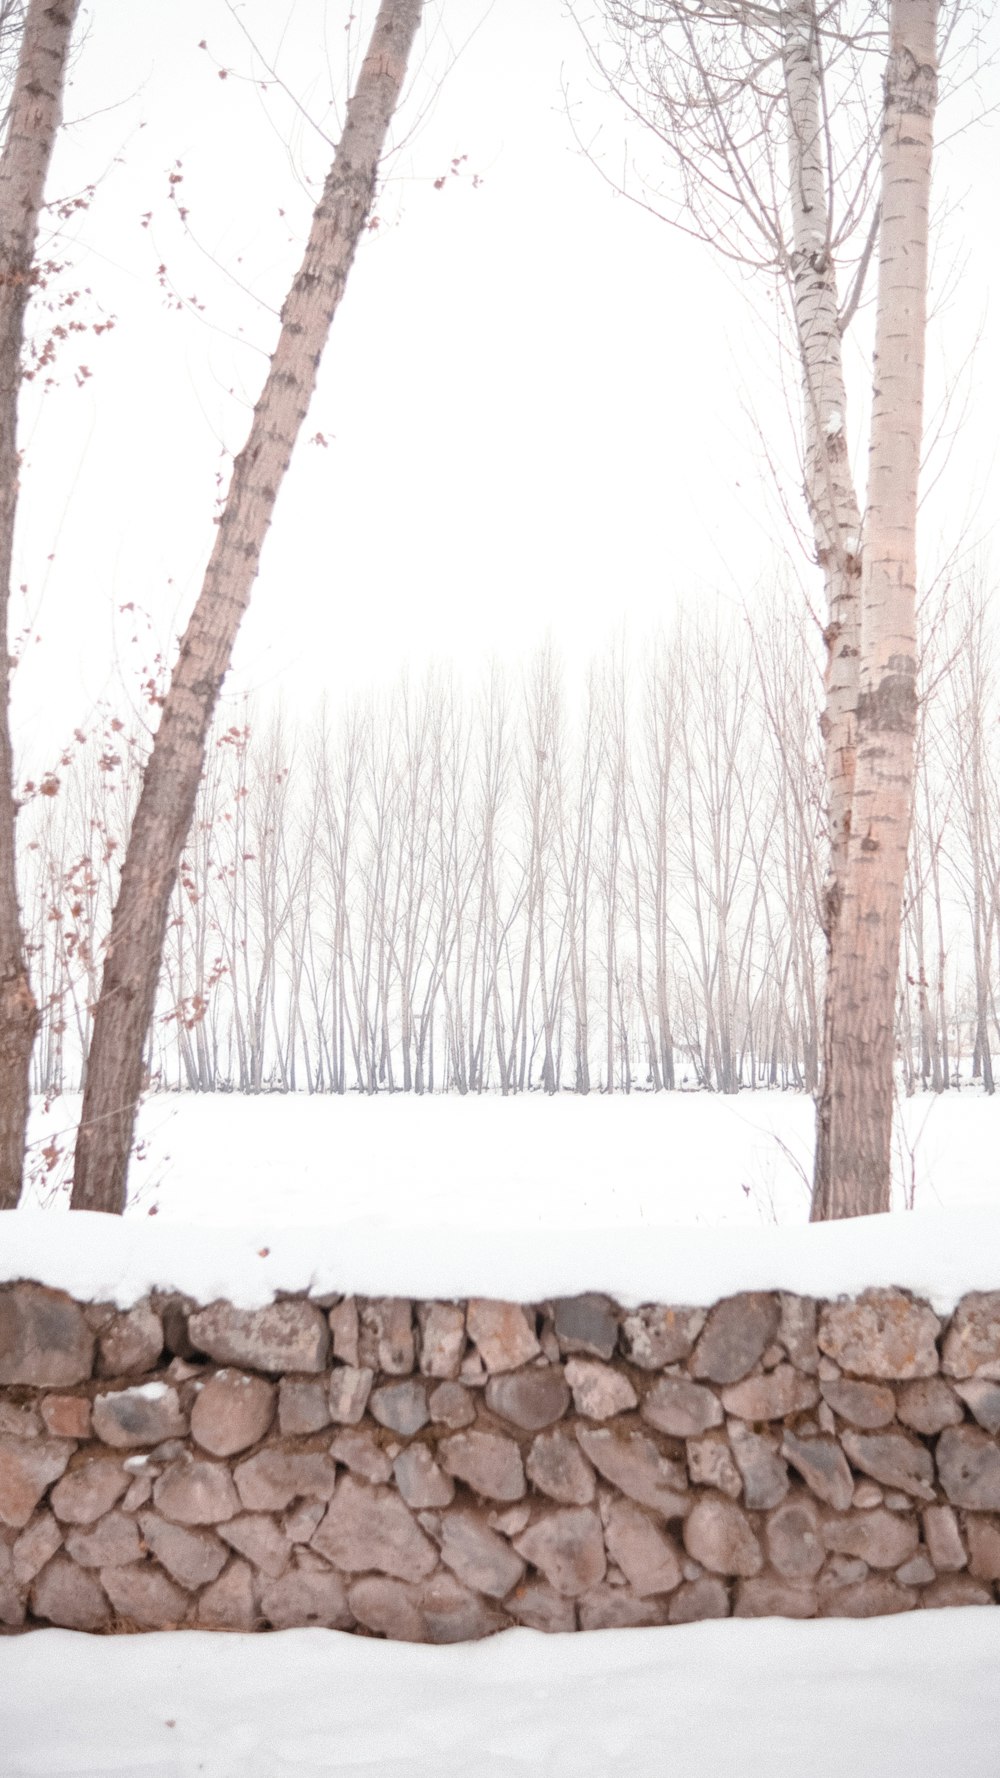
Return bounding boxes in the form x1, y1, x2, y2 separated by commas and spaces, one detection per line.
197, 1557, 256, 1629
440, 1507, 525, 1597
40, 1395, 91, 1439
942, 1292, 1000, 1379
219, 1512, 292, 1578
690, 1293, 780, 1385
526, 1430, 596, 1505
721, 1365, 819, 1421
101, 1560, 189, 1627
191, 1370, 275, 1456
233, 1448, 336, 1512
895, 1377, 964, 1434
31, 1554, 110, 1630
551, 1295, 618, 1360
188, 1300, 329, 1374
0, 1284, 94, 1386
50, 1456, 127, 1524
138, 1511, 228, 1588
839, 1429, 936, 1501
417, 1304, 466, 1379
683, 1498, 762, 1577
152, 1457, 240, 1524
620, 1305, 705, 1369
936, 1426, 1000, 1510
96, 1306, 164, 1378
485, 1365, 571, 1430
781, 1431, 853, 1511
64, 1510, 141, 1568
466, 1300, 539, 1373
438, 1430, 526, 1501
818, 1292, 940, 1380
576, 1427, 688, 1519
370, 1380, 429, 1436
603, 1497, 682, 1595
278, 1377, 331, 1437
514, 1506, 607, 1597
821, 1508, 919, 1570
0, 1435, 74, 1528
640, 1376, 723, 1438
311, 1475, 437, 1581
819, 1379, 896, 1429
92, 1384, 187, 1448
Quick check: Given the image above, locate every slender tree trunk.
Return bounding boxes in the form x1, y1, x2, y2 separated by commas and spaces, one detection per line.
0, 0, 80, 1209
812, 0, 938, 1219
71, 0, 423, 1211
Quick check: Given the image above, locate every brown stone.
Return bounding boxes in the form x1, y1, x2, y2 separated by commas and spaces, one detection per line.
576, 1428, 688, 1519
197, 1558, 256, 1629
420, 1571, 505, 1642
966, 1515, 1000, 1580
370, 1380, 429, 1436
359, 1299, 415, 1376
0, 1435, 73, 1528
820, 1555, 868, 1590
895, 1377, 963, 1434
728, 1424, 790, 1509
766, 1497, 825, 1579
50, 1456, 127, 1524
329, 1426, 393, 1484
641, 1377, 723, 1438
514, 1506, 606, 1597
781, 1431, 854, 1511
467, 1299, 540, 1373
138, 1511, 228, 1588
937, 1425, 1000, 1509
778, 1295, 819, 1374
328, 1297, 359, 1367
311, 1475, 437, 1581
418, 1303, 466, 1379
922, 1504, 966, 1571
121, 1474, 154, 1513
818, 1291, 940, 1380
577, 1584, 668, 1630
683, 1498, 762, 1577
188, 1299, 329, 1373
92, 1383, 188, 1448
0, 1283, 94, 1386
428, 1381, 476, 1429
0, 1400, 41, 1438
283, 1499, 326, 1544
102, 1561, 190, 1627
690, 1294, 780, 1385
40, 1395, 91, 1439
440, 1508, 525, 1597
819, 1379, 896, 1429
840, 1430, 935, 1501
393, 1444, 455, 1509
818, 1576, 916, 1618
348, 1575, 424, 1640
686, 1434, 742, 1499
603, 1497, 682, 1595
328, 1365, 374, 1425
278, 1377, 331, 1436
12, 1511, 62, 1584
668, 1576, 730, 1623
439, 1430, 526, 1501
191, 1369, 275, 1456
258, 1564, 352, 1627
152, 1457, 240, 1524
97, 1306, 164, 1378
822, 1508, 919, 1570
526, 1430, 596, 1506
65, 1510, 142, 1568
219, 1512, 291, 1578
621, 1305, 705, 1369
233, 1448, 336, 1513
31, 1554, 110, 1630
734, 1577, 817, 1617
896, 1553, 935, 1586
954, 1379, 1000, 1435
920, 1574, 993, 1608
504, 1578, 576, 1632
942, 1291, 1000, 1379
721, 1365, 820, 1421
552, 1295, 618, 1360
486, 1366, 571, 1430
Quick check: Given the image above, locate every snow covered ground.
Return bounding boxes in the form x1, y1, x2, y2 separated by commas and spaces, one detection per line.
5, 1087, 1000, 1777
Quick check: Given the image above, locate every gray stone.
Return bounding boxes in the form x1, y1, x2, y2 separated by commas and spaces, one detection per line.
0, 1400, 41, 1438
486, 1366, 571, 1430
690, 1294, 780, 1385
920, 1574, 994, 1609
191, 1370, 275, 1456
348, 1575, 424, 1640
577, 1584, 668, 1630
818, 1292, 940, 1380
329, 1426, 393, 1484
552, 1295, 618, 1360
96, 1306, 164, 1378
766, 1498, 825, 1579
440, 1508, 525, 1597
641, 1377, 723, 1438
954, 1379, 1000, 1435
0, 1283, 94, 1386
895, 1377, 964, 1434
487, 1503, 531, 1537
393, 1444, 455, 1509
101, 1561, 190, 1627
420, 1571, 505, 1642
428, 1382, 476, 1429
514, 1506, 606, 1597
64, 1510, 141, 1568
840, 1430, 936, 1501
370, 1380, 429, 1436
283, 1499, 326, 1544
328, 1297, 359, 1367
781, 1431, 854, 1511
121, 1474, 153, 1513
417, 1303, 466, 1379
576, 1428, 689, 1519
526, 1430, 596, 1506
966, 1515, 1000, 1580
819, 1379, 896, 1429
0, 1435, 73, 1528
734, 1577, 817, 1618
31, 1554, 110, 1630
259, 1565, 353, 1629
219, 1512, 291, 1578
152, 1457, 240, 1524
50, 1456, 127, 1524
278, 1377, 331, 1436
852, 1482, 884, 1508
818, 1576, 916, 1618
138, 1511, 228, 1588
466, 1300, 540, 1372
896, 1553, 935, 1586
820, 1555, 869, 1590
197, 1558, 256, 1629
721, 1365, 820, 1421
12, 1511, 62, 1584
311, 1474, 437, 1581
728, 1424, 790, 1509
942, 1291, 1000, 1379
233, 1448, 336, 1512
603, 1498, 683, 1595
922, 1504, 966, 1571
439, 1430, 526, 1501
92, 1384, 188, 1448
778, 1294, 819, 1374
188, 1299, 329, 1373
683, 1498, 762, 1577
686, 1433, 742, 1499
328, 1365, 374, 1425
504, 1578, 576, 1633
359, 1299, 415, 1376
668, 1576, 730, 1623
620, 1305, 705, 1369
822, 1508, 919, 1569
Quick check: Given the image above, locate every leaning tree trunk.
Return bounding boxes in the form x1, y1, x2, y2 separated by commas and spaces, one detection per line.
812, 0, 939, 1220
71, 0, 424, 1214
0, 0, 80, 1210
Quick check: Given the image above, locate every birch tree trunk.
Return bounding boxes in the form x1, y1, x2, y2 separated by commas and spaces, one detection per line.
0, 0, 80, 1210
71, 0, 424, 1213
812, 0, 939, 1219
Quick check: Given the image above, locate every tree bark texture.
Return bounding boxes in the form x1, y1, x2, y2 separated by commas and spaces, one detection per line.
812, 0, 939, 1220
71, 0, 424, 1213
0, 0, 80, 1210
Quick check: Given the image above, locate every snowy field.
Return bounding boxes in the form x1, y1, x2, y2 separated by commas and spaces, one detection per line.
5, 1087, 1000, 1777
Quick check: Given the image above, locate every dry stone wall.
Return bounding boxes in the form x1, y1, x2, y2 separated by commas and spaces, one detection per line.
1, 1279, 1000, 1639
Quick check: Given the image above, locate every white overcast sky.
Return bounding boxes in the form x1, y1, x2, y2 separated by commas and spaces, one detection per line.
9, 0, 1000, 768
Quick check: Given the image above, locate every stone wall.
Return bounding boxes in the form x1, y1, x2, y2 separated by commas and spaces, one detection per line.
1, 1279, 999, 1638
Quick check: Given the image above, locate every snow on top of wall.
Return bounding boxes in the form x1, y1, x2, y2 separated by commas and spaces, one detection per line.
2, 1205, 1000, 1313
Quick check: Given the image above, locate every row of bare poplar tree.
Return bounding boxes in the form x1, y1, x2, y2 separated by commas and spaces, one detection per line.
19, 574, 999, 1105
